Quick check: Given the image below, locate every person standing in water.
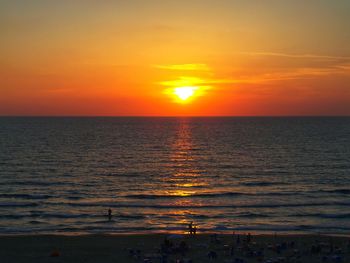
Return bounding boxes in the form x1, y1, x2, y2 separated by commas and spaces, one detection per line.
108, 208, 112, 221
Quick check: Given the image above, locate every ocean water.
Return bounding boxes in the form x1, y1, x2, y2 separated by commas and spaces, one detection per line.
0, 117, 349, 235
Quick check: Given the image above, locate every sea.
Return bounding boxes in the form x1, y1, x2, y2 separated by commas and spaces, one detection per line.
0, 117, 349, 235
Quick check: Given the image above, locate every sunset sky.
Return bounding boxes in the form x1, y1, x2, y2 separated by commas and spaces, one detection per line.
1, 0, 350, 116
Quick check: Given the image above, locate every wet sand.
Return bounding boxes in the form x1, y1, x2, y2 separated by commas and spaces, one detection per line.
0, 233, 349, 263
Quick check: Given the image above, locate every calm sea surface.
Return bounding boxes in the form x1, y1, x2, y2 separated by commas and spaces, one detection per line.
0, 117, 349, 235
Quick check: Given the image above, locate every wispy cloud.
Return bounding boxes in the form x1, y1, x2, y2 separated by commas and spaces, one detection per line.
157, 58, 350, 93
240, 51, 350, 61
160, 76, 208, 87
219, 66, 349, 85
159, 76, 262, 88
158, 67, 342, 88
154, 63, 210, 71
335, 63, 350, 71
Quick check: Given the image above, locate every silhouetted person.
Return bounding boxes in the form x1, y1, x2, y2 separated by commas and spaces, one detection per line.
207, 250, 217, 259
188, 221, 193, 235
193, 225, 197, 235
161, 237, 173, 254
210, 234, 220, 244
247, 232, 251, 243
179, 240, 189, 255
108, 208, 112, 221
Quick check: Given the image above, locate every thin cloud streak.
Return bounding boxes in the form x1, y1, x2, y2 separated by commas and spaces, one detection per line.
159, 65, 350, 89
240, 51, 350, 61
154, 64, 210, 71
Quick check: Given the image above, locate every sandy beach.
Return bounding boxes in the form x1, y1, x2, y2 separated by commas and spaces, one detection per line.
0, 233, 349, 263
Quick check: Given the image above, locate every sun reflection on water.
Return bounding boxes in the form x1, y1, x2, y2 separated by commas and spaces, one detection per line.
159, 118, 209, 232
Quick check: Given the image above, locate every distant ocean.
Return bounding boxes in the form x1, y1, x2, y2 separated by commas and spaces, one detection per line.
0, 117, 349, 235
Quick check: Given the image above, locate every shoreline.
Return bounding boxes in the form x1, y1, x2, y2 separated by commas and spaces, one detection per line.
1, 230, 350, 238
1, 233, 349, 263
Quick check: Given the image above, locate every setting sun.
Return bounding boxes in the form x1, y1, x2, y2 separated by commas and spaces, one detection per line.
174, 87, 197, 101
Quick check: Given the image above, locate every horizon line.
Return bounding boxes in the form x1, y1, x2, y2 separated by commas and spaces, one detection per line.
1, 115, 350, 118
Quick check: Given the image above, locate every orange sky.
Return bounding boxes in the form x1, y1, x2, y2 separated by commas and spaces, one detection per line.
1, 1, 350, 116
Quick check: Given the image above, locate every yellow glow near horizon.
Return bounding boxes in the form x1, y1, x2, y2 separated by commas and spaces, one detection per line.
162, 76, 210, 104
174, 87, 197, 101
